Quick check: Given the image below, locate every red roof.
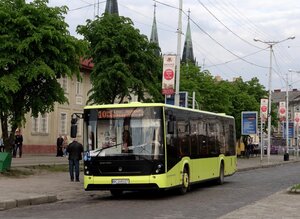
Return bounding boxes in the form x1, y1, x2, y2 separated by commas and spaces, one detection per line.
80, 58, 94, 70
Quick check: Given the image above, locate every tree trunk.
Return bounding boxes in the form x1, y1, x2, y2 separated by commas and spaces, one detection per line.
0, 112, 16, 153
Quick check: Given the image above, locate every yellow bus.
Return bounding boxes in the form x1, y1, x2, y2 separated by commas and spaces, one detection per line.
75, 102, 237, 196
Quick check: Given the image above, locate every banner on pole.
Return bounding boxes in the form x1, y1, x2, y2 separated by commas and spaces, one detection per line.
278, 101, 286, 120
161, 55, 176, 95
295, 112, 300, 126
260, 99, 268, 122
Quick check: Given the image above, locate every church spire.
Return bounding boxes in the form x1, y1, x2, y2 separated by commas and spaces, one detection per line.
105, 0, 119, 15
150, 2, 160, 56
182, 10, 195, 64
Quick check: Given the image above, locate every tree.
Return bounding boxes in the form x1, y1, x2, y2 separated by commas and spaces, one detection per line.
0, 0, 86, 152
77, 14, 163, 104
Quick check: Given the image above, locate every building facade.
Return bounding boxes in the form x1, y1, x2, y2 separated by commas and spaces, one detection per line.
271, 88, 300, 147
21, 60, 93, 154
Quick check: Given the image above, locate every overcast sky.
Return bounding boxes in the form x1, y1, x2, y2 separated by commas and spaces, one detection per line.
47, 0, 300, 91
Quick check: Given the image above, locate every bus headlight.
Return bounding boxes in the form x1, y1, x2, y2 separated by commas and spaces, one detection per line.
155, 164, 164, 174
84, 165, 90, 175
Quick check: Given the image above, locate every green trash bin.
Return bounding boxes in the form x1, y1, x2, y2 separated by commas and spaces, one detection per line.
0, 152, 12, 172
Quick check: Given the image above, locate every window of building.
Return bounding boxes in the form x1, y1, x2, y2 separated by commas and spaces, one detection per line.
76, 78, 82, 95
60, 113, 67, 135
40, 114, 48, 133
31, 114, 48, 134
75, 76, 83, 105
62, 76, 68, 93
32, 117, 39, 133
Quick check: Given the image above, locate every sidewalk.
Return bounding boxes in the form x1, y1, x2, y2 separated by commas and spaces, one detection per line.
0, 154, 299, 216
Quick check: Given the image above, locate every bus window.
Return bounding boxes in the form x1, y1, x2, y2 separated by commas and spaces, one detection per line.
176, 120, 190, 157
190, 120, 198, 157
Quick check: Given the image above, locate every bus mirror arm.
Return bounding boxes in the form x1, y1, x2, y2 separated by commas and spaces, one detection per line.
70, 113, 83, 138
168, 121, 174, 134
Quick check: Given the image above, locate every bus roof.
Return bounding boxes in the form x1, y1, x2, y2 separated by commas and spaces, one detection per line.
84, 102, 234, 119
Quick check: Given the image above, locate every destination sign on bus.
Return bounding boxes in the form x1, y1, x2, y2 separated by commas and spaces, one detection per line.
98, 108, 144, 119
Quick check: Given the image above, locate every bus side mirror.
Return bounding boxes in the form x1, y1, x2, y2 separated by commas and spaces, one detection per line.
71, 124, 77, 138
168, 120, 174, 134
70, 116, 78, 138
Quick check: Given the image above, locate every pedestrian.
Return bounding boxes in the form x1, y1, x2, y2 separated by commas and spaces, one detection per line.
66, 138, 83, 182
0, 135, 4, 152
13, 130, 23, 158
63, 135, 68, 157
122, 130, 132, 153
56, 134, 64, 157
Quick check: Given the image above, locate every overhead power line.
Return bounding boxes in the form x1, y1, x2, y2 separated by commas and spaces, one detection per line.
155, 0, 268, 69
196, 0, 263, 50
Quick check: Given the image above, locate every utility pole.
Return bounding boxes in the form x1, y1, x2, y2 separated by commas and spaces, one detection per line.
174, 0, 183, 106
253, 36, 295, 163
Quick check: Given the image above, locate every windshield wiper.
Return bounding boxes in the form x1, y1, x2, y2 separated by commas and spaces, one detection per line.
95, 143, 123, 157
128, 143, 151, 153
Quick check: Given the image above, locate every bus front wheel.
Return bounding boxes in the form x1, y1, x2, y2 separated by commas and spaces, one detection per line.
179, 167, 189, 195
217, 163, 224, 185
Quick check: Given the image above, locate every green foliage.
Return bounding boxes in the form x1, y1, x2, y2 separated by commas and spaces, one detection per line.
77, 14, 163, 104
0, 0, 86, 151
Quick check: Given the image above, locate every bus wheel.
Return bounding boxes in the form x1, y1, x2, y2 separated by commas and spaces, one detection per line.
179, 167, 189, 195
217, 163, 224, 185
110, 189, 123, 197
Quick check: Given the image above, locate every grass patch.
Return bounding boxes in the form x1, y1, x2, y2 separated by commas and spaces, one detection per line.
0, 168, 35, 177
31, 164, 69, 172
291, 184, 300, 190
0, 164, 69, 178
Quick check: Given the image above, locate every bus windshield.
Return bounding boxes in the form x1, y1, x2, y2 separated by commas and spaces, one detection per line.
85, 107, 163, 159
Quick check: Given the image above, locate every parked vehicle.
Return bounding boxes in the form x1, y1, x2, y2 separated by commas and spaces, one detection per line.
264, 145, 279, 155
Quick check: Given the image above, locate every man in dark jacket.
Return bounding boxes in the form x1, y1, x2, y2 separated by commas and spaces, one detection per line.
67, 138, 84, 182
13, 130, 23, 158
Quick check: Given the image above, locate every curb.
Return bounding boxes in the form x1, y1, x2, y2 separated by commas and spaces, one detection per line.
0, 195, 57, 211
237, 159, 300, 172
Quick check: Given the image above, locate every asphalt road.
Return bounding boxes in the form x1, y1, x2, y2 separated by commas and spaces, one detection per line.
1, 162, 300, 219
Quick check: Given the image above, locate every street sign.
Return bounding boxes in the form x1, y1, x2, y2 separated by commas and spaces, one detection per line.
283, 122, 294, 138
165, 92, 188, 107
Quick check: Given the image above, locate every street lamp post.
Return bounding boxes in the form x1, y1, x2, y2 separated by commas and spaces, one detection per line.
253, 36, 295, 163
285, 72, 289, 161
288, 69, 300, 159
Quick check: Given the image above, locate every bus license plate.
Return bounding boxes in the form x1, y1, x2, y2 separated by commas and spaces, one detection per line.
112, 179, 129, 184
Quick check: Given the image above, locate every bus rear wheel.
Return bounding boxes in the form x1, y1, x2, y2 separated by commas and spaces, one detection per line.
179, 167, 189, 195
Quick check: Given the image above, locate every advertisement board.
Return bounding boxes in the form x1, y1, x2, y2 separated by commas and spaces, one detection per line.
241, 111, 258, 135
